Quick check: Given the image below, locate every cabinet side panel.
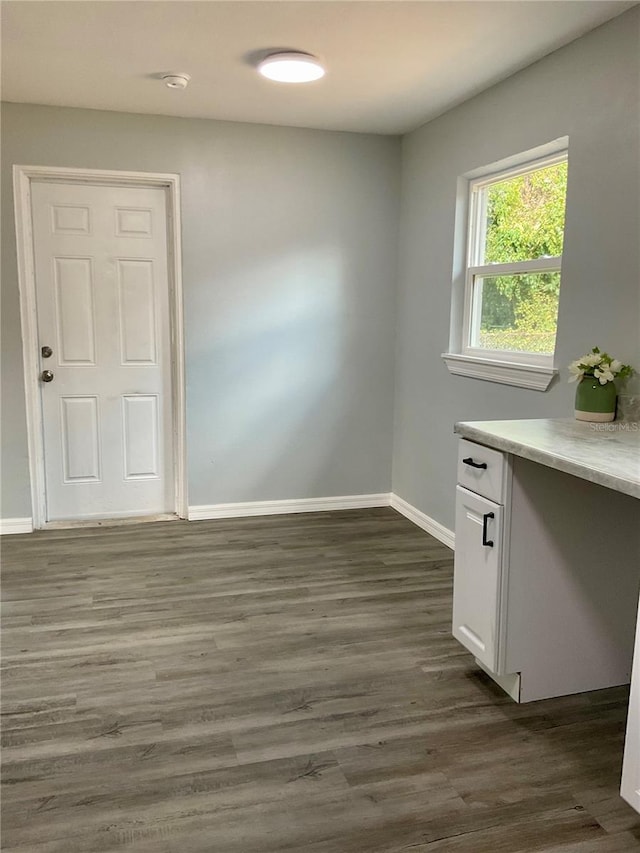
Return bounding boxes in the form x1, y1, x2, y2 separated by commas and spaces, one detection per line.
622, 600, 640, 813
505, 457, 640, 702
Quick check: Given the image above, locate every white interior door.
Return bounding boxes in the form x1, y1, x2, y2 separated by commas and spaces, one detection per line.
30, 181, 174, 522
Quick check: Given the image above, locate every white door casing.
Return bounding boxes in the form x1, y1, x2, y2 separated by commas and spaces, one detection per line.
14, 167, 186, 527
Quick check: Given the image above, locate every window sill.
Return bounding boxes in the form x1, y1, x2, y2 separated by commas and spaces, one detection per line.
441, 352, 557, 391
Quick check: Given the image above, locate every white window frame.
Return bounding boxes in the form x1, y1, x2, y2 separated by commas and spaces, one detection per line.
443, 138, 568, 391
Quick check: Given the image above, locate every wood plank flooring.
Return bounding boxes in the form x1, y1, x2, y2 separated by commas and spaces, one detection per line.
1, 508, 639, 852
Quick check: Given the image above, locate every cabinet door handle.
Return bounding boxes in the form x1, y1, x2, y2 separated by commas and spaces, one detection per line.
482, 512, 495, 547
463, 457, 487, 470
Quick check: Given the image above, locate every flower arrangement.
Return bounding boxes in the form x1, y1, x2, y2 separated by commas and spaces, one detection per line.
568, 347, 634, 385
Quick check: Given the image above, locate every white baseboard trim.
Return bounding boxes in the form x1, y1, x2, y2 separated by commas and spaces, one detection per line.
0, 498, 454, 549
389, 494, 455, 551
189, 493, 455, 551
0, 517, 34, 535
188, 493, 392, 521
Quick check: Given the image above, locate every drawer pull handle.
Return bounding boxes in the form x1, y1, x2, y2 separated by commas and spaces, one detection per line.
463, 457, 487, 470
482, 512, 495, 547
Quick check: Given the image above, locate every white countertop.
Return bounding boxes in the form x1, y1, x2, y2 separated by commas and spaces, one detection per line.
455, 418, 640, 499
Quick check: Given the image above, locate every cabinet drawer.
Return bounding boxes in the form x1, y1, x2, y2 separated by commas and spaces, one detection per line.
457, 438, 506, 503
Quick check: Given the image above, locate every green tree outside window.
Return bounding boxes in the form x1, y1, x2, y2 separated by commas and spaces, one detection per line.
478, 161, 567, 354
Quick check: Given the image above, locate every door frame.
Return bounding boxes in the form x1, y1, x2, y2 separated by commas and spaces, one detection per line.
13, 165, 188, 528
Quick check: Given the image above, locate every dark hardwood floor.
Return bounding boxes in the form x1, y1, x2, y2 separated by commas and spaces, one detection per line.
1, 508, 639, 852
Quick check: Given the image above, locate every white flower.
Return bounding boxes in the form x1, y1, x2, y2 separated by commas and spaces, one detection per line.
582, 353, 603, 367
568, 361, 585, 383
568, 348, 634, 386
594, 367, 615, 385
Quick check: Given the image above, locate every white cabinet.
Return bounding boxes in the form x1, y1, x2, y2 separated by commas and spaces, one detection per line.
622, 607, 640, 812
453, 439, 511, 681
452, 438, 640, 705
452, 486, 503, 672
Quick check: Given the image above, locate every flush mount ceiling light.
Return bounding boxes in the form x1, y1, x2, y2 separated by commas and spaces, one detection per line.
258, 52, 325, 83
162, 72, 191, 90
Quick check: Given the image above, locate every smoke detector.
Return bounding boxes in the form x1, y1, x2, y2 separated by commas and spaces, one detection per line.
162, 73, 191, 90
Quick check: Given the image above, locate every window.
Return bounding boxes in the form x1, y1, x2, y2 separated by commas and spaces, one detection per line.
443, 140, 568, 390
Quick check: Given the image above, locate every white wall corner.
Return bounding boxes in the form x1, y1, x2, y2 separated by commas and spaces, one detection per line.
0, 517, 34, 535
188, 493, 392, 521
390, 494, 455, 550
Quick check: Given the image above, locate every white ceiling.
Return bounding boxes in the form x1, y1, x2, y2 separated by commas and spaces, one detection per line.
1, 1, 636, 135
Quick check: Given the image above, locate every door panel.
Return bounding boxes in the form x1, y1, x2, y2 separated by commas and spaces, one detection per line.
122, 395, 160, 480
51, 204, 91, 235
452, 485, 503, 672
60, 396, 101, 482
54, 257, 96, 364
31, 181, 174, 522
117, 260, 157, 364
115, 206, 153, 237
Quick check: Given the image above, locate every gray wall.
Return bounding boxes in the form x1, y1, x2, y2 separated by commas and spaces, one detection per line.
3, 9, 638, 527
1, 105, 400, 517
392, 8, 640, 532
